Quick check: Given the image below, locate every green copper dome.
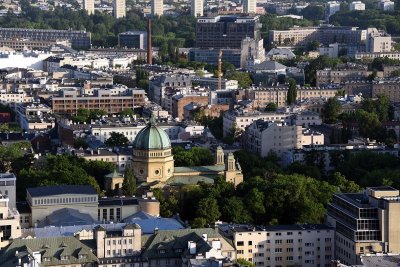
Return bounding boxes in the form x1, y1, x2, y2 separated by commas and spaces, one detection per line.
134, 118, 171, 150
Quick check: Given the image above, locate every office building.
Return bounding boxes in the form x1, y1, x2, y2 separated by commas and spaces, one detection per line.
151, 0, 163, 16
243, 0, 256, 13
118, 31, 147, 49
83, 0, 95, 15
51, 88, 147, 115
113, 0, 126, 18
191, 0, 203, 17
193, 16, 265, 68
326, 187, 400, 265
219, 223, 335, 267
0, 28, 91, 49
195, 16, 260, 49
350, 1, 366, 10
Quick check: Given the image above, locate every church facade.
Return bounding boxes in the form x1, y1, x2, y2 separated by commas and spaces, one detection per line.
131, 119, 243, 187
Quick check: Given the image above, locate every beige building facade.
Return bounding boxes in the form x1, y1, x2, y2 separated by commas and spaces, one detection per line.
220, 224, 334, 267
83, 0, 95, 14
0, 194, 21, 249
113, 0, 126, 18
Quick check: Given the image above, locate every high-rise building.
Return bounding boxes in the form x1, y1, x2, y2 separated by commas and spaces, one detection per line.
243, 0, 256, 13
83, 0, 94, 15
113, 0, 126, 18
191, 0, 203, 17
151, 0, 163, 17
326, 187, 400, 265
327, 1, 341, 17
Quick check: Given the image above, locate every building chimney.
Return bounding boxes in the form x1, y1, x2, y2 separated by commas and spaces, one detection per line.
147, 18, 152, 65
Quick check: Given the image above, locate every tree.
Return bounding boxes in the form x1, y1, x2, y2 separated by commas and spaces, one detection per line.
105, 132, 130, 147
265, 102, 278, 112
191, 217, 207, 228
223, 122, 242, 145
300, 5, 325, 20
225, 71, 253, 88
323, 97, 342, 123
333, 172, 361, 193
287, 79, 297, 105
122, 166, 136, 196
197, 197, 221, 224
221, 197, 252, 223
356, 109, 381, 139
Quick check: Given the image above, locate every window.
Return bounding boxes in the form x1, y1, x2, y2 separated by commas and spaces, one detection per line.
237, 250, 244, 254
275, 248, 282, 253
248, 241, 253, 245
110, 209, 114, 221
287, 239, 293, 243
103, 209, 107, 220
275, 240, 282, 244
237, 241, 244, 246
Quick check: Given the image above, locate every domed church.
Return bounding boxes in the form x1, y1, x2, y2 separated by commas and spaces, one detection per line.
132, 118, 243, 188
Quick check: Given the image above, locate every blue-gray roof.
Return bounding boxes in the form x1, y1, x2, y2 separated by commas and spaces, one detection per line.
27, 185, 97, 197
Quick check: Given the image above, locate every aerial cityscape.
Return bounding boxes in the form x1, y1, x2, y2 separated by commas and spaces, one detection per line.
0, 0, 399, 266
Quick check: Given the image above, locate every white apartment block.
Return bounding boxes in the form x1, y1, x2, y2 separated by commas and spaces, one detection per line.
219, 224, 335, 267
0, 173, 16, 210
83, 0, 94, 15
243, 0, 257, 13
191, 0, 203, 17
380, 0, 395, 11
113, 0, 126, 18
151, 0, 163, 16
0, 92, 33, 105
349, 1, 365, 10
327, 1, 341, 16
223, 110, 322, 137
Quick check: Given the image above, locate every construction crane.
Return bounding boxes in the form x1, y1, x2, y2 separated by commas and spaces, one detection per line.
218, 49, 222, 90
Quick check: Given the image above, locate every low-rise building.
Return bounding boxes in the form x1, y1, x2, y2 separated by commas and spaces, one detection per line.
0, 194, 21, 249
316, 63, 368, 86
16, 102, 55, 131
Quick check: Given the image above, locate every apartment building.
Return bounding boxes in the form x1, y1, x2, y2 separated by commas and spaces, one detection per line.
243, 0, 257, 13
0, 27, 91, 49
327, 1, 341, 16
51, 88, 146, 114
219, 224, 335, 267
151, 0, 163, 16
379, 0, 395, 11
316, 63, 368, 86
245, 86, 339, 108
83, 0, 95, 14
270, 25, 366, 47
355, 52, 400, 60
191, 0, 203, 17
0, 173, 16, 210
243, 120, 324, 157
326, 187, 400, 265
372, 79, 400, 102
350, 1, 366, 10
223, 109, 322, 137
366, 28, 392, 53
243, 121, 303, 157
113, 0, 126, 18
0, 194, 21, 249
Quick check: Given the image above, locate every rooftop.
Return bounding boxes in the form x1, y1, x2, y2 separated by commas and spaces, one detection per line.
27, 185, 97, 198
